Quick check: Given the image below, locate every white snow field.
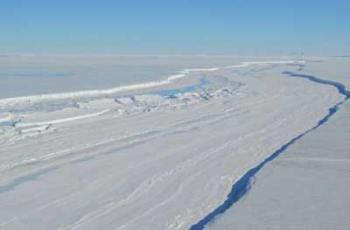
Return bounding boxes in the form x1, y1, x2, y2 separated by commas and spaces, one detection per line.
207, 58, 350, 230
0, 57, 345, 230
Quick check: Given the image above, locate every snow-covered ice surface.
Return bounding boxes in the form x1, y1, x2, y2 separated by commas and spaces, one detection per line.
0, 57, 345, 230
206, 58, 350, 230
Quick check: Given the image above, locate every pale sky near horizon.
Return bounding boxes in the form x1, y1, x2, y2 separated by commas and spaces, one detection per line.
0, 0, 349, 56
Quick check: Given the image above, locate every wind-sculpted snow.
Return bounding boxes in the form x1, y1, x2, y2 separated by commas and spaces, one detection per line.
0, 59, 341, 230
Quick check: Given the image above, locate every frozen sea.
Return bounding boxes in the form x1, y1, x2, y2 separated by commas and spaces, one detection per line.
0, 55, 258, 99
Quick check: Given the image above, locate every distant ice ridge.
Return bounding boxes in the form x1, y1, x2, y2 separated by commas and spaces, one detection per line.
0, 61, 301, 109
0, 60, 302, 136
0, 75, 242, 142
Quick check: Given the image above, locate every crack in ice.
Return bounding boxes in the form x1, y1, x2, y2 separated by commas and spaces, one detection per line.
189, 71, 350, 230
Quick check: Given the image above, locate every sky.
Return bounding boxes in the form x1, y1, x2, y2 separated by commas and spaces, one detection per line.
0, 0, 349, 55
